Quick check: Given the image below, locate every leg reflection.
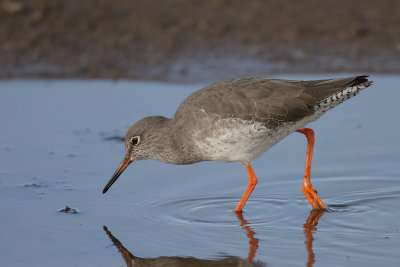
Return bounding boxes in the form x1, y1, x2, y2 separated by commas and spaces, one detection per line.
236, 212, 259, 262
303, 209, 325, 267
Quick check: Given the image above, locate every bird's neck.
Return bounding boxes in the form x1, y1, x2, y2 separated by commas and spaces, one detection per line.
148, 116, 199, 165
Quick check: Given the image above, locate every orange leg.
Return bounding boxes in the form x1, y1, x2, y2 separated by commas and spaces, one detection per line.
235, 164, 258, 213
296, 128, 326, 209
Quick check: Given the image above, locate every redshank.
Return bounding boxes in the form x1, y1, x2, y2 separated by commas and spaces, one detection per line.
103, 76, 373, 212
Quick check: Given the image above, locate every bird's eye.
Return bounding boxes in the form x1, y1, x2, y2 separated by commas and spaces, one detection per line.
130, 136, 140, 146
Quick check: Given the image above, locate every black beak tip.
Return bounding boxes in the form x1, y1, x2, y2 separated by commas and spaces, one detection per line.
103, 156, 131, 195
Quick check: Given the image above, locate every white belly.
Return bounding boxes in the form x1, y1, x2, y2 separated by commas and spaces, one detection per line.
192, 115, 318, 165
189, 82, 368, 165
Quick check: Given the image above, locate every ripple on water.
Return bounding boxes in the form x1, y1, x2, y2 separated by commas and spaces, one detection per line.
143, 194, 274, 226
309, 175, 400, 242
133, 174, 400, 232
321, 176, 400, 210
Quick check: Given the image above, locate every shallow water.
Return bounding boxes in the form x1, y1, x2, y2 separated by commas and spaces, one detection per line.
0, 75, 399, 266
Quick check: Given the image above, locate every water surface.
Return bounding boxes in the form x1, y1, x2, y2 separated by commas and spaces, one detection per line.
0, 75, 399, 266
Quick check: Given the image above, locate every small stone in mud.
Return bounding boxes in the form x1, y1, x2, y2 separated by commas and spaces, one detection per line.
58, 206, 78, 214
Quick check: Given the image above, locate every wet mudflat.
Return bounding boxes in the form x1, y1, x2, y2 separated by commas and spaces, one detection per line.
0, 75, 399, 266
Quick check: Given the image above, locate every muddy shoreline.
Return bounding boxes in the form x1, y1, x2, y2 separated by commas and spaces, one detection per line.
1, 0, 399, 82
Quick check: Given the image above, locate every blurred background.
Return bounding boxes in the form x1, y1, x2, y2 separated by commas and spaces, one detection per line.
2, 1, 400, 266
1, 0, 399, 81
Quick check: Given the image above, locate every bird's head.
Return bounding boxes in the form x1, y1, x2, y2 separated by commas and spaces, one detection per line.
102, 116, 169, 194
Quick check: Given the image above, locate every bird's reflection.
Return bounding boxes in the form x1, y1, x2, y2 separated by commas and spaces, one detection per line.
103, 225, 266, 267
303, 209, 325, 267
103, 209, 324, 267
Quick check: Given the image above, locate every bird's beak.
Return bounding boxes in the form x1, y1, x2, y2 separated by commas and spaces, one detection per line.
103, 155, 132, 194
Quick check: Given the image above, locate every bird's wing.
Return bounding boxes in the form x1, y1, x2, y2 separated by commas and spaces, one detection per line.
176, 77, 318, 128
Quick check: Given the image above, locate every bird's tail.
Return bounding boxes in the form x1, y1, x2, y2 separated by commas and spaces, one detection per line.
315, 75, 373, 111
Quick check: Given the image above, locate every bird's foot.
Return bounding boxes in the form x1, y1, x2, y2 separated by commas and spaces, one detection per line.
302, 184, 326, 210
